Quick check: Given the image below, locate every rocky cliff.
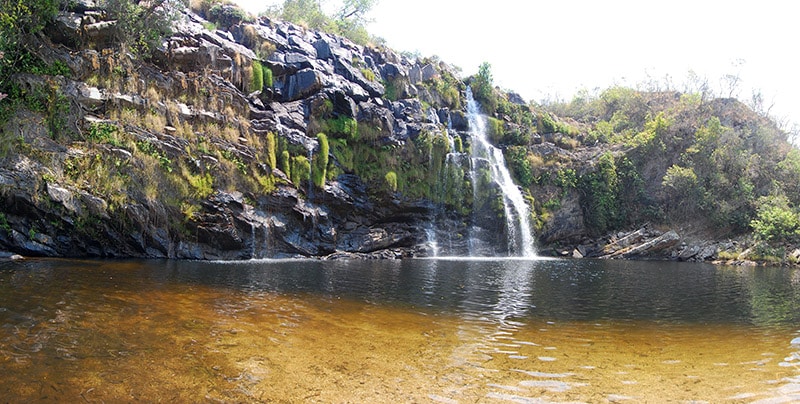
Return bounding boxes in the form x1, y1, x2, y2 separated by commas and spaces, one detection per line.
0, 2, 481, 259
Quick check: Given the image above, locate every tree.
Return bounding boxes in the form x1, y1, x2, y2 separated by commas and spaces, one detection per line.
337, 0, 377, 23
472, 62, 497, 114
268, 0, 377, 45
0, 0, 61, 93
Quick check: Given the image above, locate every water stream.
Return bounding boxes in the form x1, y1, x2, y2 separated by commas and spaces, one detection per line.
466, 88, 536, 257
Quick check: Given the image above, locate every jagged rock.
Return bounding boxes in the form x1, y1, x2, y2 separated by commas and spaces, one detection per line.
49, 12, 84, 47
334, 58, 384, 97
327, 89, 357, 117
313, 38, 333, 60
283, 69, 322, 101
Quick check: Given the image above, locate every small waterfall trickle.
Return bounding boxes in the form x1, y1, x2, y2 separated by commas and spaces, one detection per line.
466, 88, 536, 257
425, 107, 470, 257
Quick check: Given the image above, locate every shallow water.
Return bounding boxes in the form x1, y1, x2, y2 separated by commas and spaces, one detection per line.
0, 257, 798, 402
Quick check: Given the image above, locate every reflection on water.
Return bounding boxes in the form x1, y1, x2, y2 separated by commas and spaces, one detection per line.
0, 258, 798, 402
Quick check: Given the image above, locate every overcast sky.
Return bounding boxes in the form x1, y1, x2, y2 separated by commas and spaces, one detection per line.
233, 0, 798, 130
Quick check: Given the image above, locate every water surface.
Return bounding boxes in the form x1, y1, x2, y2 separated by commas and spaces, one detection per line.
0, 258, 798, 402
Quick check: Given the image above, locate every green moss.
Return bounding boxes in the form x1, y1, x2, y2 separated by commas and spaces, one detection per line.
313, 133, 329, 188
385, 171, 398, 192
251, 60, 264, 93
263, 66, 273, 88
360, 68, 376, 82
453, 135, 463, 153
281, 150, 291, 178
291, 155, 310, 187
266, 132, 277, 170
325, 116, 358, 140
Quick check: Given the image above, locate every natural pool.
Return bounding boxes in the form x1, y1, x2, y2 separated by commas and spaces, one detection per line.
0, 257, 798, 402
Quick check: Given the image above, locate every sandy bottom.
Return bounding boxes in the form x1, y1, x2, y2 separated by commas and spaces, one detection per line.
0, 283, 799, 403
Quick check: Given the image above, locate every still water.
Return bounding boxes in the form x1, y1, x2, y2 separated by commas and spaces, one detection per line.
0, 257, 799, 403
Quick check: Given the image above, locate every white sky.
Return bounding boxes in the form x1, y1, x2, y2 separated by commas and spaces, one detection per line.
233, 0, 799, 130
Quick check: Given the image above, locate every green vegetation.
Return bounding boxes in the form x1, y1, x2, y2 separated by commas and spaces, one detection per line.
102, 0, 185, 57
471, 62, 496, 114
281, 150, 291, 177
313, 133, 329, 188
538, 80, 797, 244
384, 171, 397, 192
750, 195, 800, 243
324, 116, 358, 140
291, 155, 311, 187
579, 152, 621, 234
251, 60, 264, 92
263, 66, 274, 88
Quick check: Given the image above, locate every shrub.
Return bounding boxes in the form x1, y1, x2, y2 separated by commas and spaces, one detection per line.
487, 117, 504, 144
505, 146, 533, 187
750, 195, 800, 243
579, 152, 621, 234
325, 116, 358, 139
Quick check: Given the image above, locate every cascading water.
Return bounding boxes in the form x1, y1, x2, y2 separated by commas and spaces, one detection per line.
466, 87, 536, 257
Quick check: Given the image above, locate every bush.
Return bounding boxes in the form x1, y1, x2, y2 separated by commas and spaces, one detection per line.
325, 116, 358, 139
266, 132, 277, 169
505, 146, 532, 187
751, 195, 800, 243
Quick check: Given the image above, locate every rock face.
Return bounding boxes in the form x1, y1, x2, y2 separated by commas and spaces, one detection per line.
0, 6, 467, 259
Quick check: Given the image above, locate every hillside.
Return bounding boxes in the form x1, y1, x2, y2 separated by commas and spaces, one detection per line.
0, 1, 798, 262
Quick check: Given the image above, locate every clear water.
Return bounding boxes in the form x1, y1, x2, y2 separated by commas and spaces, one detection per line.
0, 257, 798, 402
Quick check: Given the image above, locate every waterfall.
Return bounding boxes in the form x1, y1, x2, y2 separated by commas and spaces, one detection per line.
466, 87, 536, 257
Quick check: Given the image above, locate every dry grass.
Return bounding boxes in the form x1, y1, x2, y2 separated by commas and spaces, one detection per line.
145, 86, 162, 104
142, 111, 167, 133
